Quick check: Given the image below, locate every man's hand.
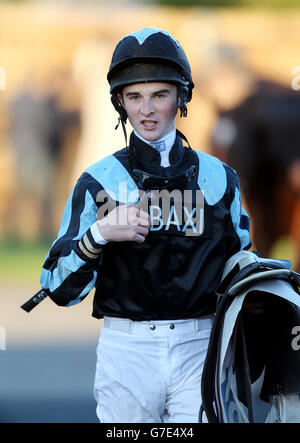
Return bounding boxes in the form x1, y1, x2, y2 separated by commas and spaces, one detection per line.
97, 204, 150, 244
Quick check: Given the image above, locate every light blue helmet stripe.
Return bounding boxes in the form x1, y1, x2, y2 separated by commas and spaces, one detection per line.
119, 28, 180, 47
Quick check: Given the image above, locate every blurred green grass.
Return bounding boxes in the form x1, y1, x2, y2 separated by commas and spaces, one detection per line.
0, 240, 50, 284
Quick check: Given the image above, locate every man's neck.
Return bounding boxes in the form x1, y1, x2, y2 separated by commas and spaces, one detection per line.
134, 129, 176, 167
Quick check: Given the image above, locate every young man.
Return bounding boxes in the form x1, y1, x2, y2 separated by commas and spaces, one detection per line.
40, 28, 251, 423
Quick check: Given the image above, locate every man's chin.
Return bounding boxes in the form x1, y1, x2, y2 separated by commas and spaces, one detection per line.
139, 130, 161, 142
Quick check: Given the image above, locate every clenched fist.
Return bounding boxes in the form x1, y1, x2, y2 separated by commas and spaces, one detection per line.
96, 204, 150, 244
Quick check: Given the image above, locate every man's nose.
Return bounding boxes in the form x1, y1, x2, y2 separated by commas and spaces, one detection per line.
141, 99, 154, 116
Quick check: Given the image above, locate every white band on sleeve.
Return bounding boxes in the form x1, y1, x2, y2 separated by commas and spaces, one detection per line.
90, 221, 108, 245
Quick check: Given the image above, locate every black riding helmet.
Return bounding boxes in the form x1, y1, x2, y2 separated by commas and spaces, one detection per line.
107, 28, 194, 125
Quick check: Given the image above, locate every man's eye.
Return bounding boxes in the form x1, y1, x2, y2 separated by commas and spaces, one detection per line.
129, 95, 139, 101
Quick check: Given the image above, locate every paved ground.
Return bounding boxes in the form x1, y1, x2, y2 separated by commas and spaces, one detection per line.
0, 282, 102, 422
0, 343, 99, 422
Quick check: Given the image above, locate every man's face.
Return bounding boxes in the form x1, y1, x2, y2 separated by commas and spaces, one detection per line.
118, 82, 179, 142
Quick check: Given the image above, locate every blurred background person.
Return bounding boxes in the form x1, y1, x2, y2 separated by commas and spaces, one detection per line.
71, 35, 125, 185
8, 70, 80, 242
210, 80, 300, 271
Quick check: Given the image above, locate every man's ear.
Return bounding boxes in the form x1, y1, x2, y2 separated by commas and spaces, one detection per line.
117, 93, 125, 108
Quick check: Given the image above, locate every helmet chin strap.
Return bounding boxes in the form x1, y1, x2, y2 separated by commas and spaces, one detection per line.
180, 103, 188, 118
115, 116, 128, 146
111, 93, 128, 145
179, 85, 188, 117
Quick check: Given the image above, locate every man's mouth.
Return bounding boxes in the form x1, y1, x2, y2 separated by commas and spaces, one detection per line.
141, 120, 157, 128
